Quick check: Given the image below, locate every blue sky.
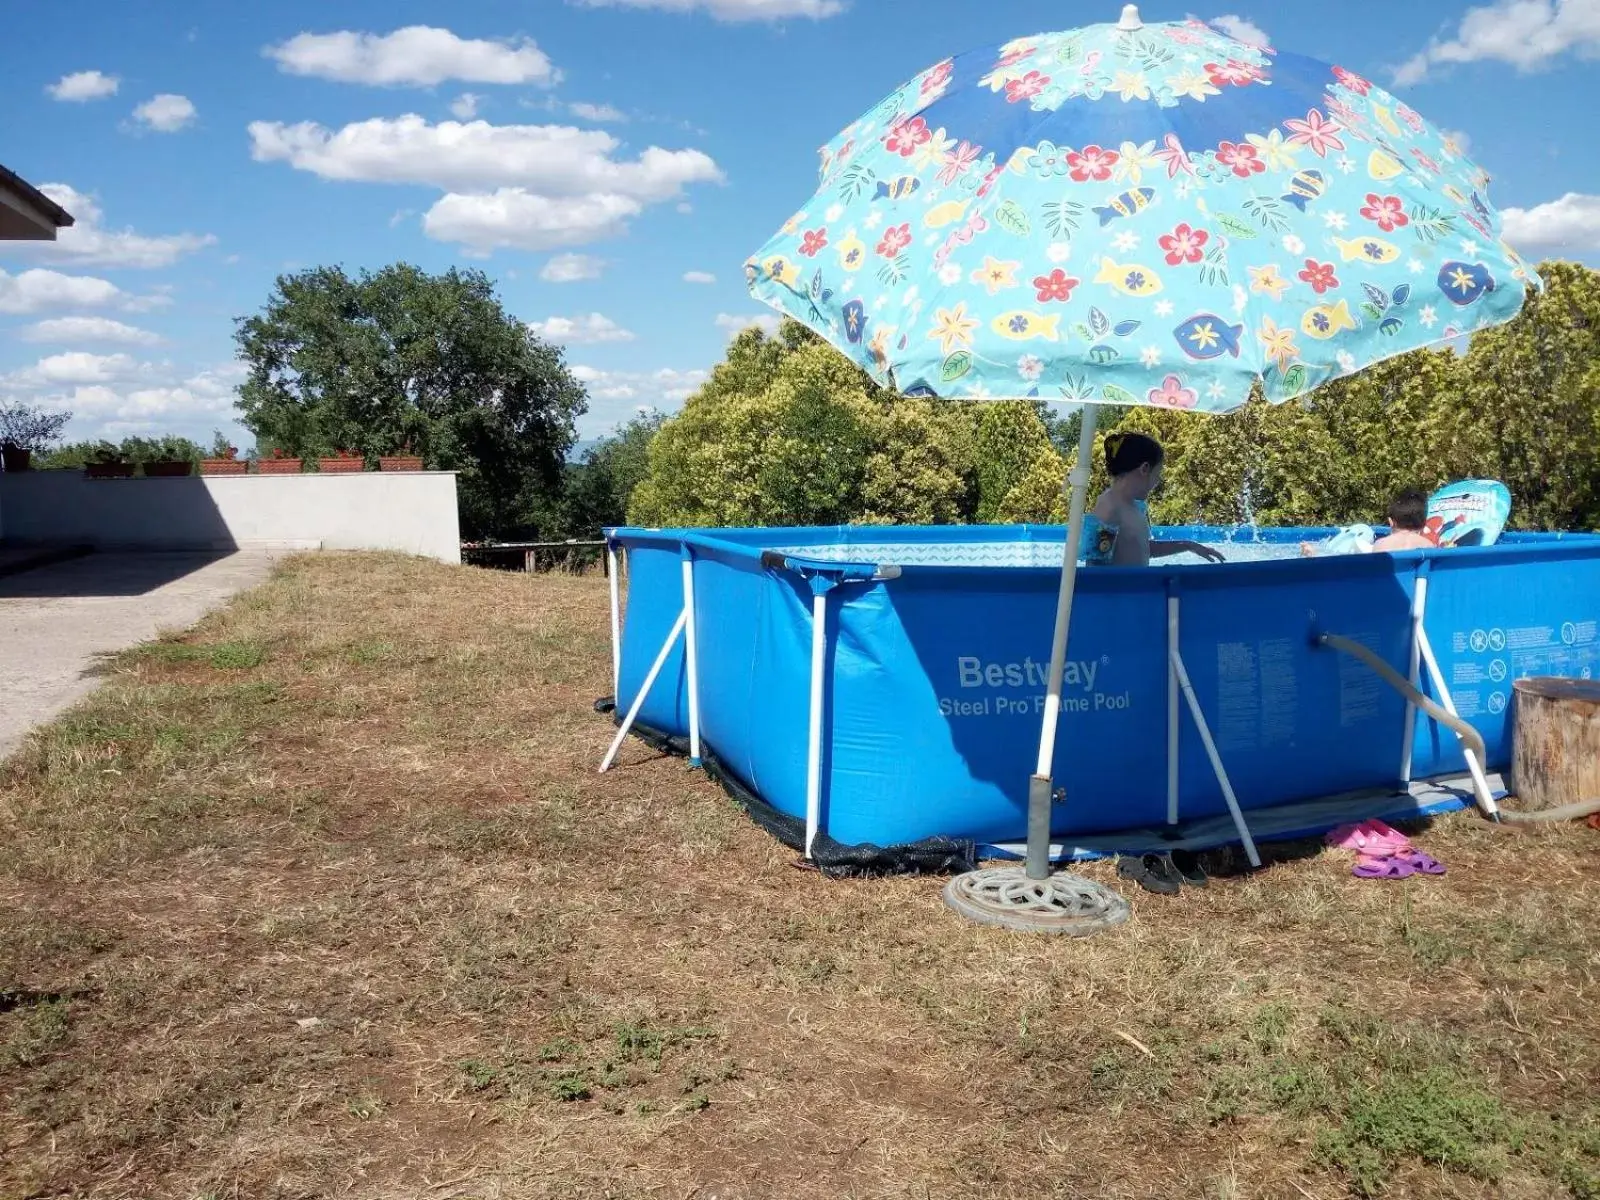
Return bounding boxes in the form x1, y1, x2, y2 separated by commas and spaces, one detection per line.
2, 0, 1597, 448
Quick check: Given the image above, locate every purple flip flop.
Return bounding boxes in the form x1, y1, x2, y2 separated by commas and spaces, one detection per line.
1396, 849, 1446, 875
1353, 854, 1416, 879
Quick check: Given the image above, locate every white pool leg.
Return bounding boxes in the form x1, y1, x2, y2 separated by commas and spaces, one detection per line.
1398, 573, 1426, 786
805, 589, 828, 858
1415, 622, 1500, 818
608, 544, 622, 699
1026, 406, 1100, 879
599, 609, 687, 774
1170, 645, 1262, 868
681, 554, 703, 768
1167, 595, 1180, 827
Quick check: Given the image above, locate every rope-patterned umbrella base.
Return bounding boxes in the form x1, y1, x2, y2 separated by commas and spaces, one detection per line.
943, 867, 1131, 935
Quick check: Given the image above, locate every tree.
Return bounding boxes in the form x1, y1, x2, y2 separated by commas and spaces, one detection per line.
0, 402, 71, 452
549, 412, 664, 538
234, 264, 586, 539
628, 320, 986, 527
38, 434, 206, 469
974, 401, 1051, 522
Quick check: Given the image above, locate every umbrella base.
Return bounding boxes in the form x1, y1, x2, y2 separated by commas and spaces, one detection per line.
942, 866, 1131, 935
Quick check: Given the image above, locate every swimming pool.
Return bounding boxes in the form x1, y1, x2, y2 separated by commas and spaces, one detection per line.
602, 524, 1600, 862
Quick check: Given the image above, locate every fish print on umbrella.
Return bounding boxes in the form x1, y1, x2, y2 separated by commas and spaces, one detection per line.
746, 12, 1538, 415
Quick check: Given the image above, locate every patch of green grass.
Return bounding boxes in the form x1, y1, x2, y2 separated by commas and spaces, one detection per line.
344, 640, 396, 666
4, 997, 70, 1067
206, 641, 267, 670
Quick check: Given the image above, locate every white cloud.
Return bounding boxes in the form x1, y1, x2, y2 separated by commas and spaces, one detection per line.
528, 312, 636, 344
683, 270, 716, 284
132, 93, 197, 133
11, 184, 215, 269
572, 0, 845, 21
5, 352, 147, 388
0, 267, 160, 315
569, 365, 709, 436
1210, 14, 1270, 47
450, 92, 481, 119
568, 101, 627, 122
540, 253, 605, 282
47, 70, 119, 101
1394, 0, 1600, 85
248, 116, 720, 199
1, 364, 244, 443
1502, 192, 1600, 252
423, 190, 641, 252
20, 316, 161, 345
265, 26, 558, 87
715, 312, 782, 337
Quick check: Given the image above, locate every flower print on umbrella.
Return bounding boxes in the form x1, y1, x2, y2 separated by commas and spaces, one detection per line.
1297, 259, 1339, 295
1005, 70, 1051, 104
841, 299, 868, 344
1410, 147, 1441, 175
1111, 70, 1152, 101
1030, 140, 1072, 180
920, 59, 954, 99
1323, 98, 1369, 142
1113, 139, 1160, 184
1359, 193, 1408, 233
1246, 129, 1300, 172
1167, 69, 1220, 102
972, 256, 1022, 295
1205, 58, 1262, 87
997, 38, 1037, 68
1149, 374, 1198, 409
1257, 317, 1299, 370
883, 116, 931, 158
916, 128, 954, 172
1066, 144, 1119, 182
1248, 263, 1291, 300
799, 227, 829, 258
1284, 109, 1345, 158
1216, 141, 1265, 178
1332, 65, 1371, 95
1017, 354, 1045, 382
876, 222, 912, 258
1154, 133, 1196, 178
1032, 269, 1081, 303
1158, 223, 1210, 266
939, 140, 983, 186
929, 302, 979, 355
1395, 103, 1424, 133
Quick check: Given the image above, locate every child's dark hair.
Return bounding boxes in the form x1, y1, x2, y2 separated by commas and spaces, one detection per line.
1104, 431, 1165, 477
1388, 488, 1428, 531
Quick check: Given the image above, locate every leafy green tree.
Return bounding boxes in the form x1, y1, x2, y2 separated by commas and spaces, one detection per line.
550, 412, 664, 538
234, 264, 586, 539
974, 401, 1051, 522
629, 320, 985, 527
1444, 260, 1600, 531
38, 434, 206, 469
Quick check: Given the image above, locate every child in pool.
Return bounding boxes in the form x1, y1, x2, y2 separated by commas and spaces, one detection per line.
1300, 488, 1436, 556
1085, 432, 1225, 566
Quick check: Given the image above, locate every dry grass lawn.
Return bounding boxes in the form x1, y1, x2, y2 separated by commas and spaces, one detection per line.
1, 552, 1597, 1199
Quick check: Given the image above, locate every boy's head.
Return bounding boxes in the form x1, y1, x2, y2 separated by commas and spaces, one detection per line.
1104, 432, 1165, 497
1388, 488, 1428, 532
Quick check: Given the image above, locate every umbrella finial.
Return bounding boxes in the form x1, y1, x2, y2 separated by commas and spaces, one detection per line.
1117, 3, 1143, 29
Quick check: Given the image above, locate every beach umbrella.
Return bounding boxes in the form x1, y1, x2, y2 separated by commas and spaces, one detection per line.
744, 4, 1537, 926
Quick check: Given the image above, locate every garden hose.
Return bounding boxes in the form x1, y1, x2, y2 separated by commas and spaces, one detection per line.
1316, 634, 1600, 825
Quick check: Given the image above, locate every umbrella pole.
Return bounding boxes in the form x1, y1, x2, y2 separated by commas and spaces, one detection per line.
1026, 407, 1100, 880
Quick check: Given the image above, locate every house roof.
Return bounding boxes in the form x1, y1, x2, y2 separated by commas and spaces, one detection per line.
0, 162, 75, 241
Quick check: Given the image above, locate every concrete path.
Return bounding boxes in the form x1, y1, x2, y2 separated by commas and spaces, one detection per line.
0, 551, 284, 760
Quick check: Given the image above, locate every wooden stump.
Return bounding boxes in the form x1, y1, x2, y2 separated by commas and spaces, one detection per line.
1510, 677, 1600, 812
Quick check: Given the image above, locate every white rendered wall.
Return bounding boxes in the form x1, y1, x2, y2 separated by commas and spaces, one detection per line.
0, 471, 462, 564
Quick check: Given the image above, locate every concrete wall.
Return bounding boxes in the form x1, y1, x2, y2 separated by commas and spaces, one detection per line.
0, 471, 461, 563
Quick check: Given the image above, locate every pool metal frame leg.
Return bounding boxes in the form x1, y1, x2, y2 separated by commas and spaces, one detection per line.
681, 552, 703, 769
1398, 568, 1424, 787
1167, 607, 1262, 868
607, 543, 623, 699
805, 588, 829, 859
1410, 583, 1500, 818
599, 608, 686, 774
1167, 596, 1181, 827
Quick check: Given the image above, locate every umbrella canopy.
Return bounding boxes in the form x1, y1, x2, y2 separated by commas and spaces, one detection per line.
746, 8, 1537, 413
